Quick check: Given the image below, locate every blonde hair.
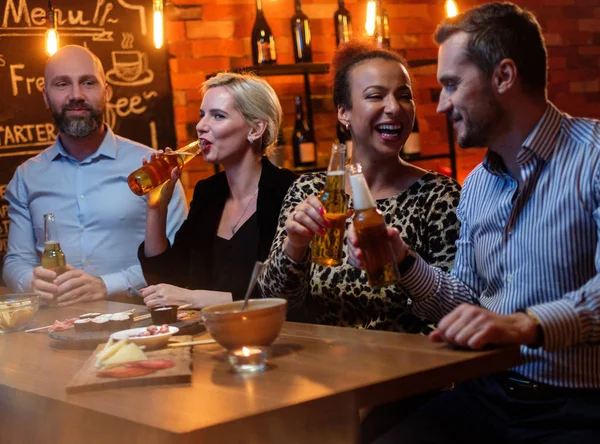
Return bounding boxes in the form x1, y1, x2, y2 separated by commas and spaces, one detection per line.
201, 72, 282, 154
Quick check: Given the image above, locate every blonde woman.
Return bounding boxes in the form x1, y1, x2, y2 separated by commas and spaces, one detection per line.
138, 72, 297, 308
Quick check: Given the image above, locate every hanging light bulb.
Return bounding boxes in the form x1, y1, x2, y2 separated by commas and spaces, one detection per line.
365, 1, 377, 36
45, 1, 59, 56
153, 0, 164, 49
445, 0, 458, 18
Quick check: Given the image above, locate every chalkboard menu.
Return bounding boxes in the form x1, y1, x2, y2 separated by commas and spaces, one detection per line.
0, 0, 176, 283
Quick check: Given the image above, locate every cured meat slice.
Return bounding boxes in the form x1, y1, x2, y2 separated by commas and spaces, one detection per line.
96, 367, 157, 378
48, 317, 78, 332
125, 359, 176, 369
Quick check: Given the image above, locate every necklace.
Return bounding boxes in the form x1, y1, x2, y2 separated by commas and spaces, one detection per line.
228, 189, 259, 235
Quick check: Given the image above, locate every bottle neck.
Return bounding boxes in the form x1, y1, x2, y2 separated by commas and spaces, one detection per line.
327, 146, 347, 173
256, 0, 263, 12
44, 214, 59, 243
338, 0, 345, 9
349, 172, 376, 211
295, 0, 302, 13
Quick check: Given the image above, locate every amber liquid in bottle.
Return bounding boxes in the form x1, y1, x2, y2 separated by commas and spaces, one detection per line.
348, 164, 400, 287
312, 144, 348, 266
41, 213, 67, 275
127, 140, 200, 196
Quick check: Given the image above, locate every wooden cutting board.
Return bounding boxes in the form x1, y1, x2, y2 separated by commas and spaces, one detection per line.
66, 336, 193, 394
50, 311, 205, 350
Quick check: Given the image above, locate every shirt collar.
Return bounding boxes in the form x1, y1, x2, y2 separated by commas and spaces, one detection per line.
49, 125, 118, 162
483, 102, 563, 175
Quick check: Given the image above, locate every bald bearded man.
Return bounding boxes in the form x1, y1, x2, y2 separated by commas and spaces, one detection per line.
3, 45, 188, 306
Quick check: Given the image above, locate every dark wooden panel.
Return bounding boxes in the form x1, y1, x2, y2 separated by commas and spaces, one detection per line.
0, 1, 175, 280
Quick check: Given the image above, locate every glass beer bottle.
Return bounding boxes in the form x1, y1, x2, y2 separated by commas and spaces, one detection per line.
311, 144, 348, 266
127, 140, 201, 196
41, 213, 67, 274
347, 163, 400, 287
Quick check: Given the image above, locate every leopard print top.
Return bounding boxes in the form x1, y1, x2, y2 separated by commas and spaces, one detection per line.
259, 171, 461, 333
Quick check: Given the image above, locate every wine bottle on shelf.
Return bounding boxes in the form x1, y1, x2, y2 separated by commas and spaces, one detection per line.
382, 8, 391, 49
402, 118, 421, 160
373, 0, 390, 49
292, 96, 317, 167
251, 0, 277, 65
333, 0, 352, 46
291, 0, 313, 63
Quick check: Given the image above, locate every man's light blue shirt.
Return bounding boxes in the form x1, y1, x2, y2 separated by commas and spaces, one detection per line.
2, 127, 188, 296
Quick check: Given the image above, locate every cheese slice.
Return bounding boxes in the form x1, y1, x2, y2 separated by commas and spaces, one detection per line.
100, 343, 147, 369
95, 338, 128, 368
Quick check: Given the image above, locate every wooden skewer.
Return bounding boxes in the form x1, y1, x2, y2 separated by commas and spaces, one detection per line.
24, 324, 53, 333
133, 313, 151, 323
167, 339, 216, 348
114, 308, 136, 316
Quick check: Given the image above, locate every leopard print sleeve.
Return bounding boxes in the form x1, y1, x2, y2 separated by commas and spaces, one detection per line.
407, 173, 461, 272
258, 173, 326, 310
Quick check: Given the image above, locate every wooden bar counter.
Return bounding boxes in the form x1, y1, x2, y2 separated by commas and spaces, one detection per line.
0, 301, 520, 443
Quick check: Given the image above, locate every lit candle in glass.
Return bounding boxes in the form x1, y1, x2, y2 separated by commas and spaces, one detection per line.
228, 346, 268, 373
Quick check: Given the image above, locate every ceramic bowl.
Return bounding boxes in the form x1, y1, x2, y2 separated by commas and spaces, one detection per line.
200, 298, 287, 350
110, 325, 179, 349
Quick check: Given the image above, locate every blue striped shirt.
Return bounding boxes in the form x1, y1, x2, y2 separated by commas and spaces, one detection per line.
403, 103, 600, 388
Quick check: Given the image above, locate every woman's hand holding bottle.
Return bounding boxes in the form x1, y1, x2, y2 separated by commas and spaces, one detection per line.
284, 196, 330, 262
145, 148, 182, 211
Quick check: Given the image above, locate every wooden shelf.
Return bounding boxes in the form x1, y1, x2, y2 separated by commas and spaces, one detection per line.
208, 60, 437, 78
226, 63, 330, 77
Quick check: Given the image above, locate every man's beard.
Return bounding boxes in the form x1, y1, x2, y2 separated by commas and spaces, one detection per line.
52, 100, 104, 138
454, 89, 502, 149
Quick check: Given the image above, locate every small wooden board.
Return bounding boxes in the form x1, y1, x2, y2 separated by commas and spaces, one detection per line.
49, 311, 205, 349
66, 336, 193, 394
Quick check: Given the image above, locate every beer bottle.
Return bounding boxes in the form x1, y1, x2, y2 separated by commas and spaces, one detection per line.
347, 163, 400, 287
41, 213, 67, 274
127, 140, 201, 196
311, 144, 348, 266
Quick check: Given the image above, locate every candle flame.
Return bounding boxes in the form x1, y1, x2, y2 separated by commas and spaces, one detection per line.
445, 0, 458, 18
242, 346, 251, 356
365, 1, 377, 36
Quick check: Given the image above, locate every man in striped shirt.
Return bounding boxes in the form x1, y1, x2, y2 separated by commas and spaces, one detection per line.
351, 2, 600, 443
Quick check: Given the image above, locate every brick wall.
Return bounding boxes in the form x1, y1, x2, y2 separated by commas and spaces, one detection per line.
165, 0, 600, 196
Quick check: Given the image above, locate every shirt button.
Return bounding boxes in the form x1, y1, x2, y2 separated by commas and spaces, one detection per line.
78, 194, 84, 199
506, 274, 514, 283
81, 226, 86, 231
83, 260, 89, 266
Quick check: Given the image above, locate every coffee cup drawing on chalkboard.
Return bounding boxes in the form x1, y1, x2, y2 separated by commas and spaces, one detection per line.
106, 50, 154, 87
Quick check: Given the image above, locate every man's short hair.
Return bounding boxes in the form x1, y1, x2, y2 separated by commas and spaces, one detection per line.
434, 2, 548, 97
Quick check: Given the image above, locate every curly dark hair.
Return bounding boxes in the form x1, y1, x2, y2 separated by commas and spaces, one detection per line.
434, 2, 547, 97
331, 38, 409, 111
